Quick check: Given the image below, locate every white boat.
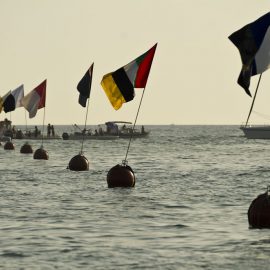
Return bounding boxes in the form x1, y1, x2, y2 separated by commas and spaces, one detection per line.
104, 121, 150, 138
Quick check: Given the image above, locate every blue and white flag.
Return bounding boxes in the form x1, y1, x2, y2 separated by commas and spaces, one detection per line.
77, 63, 94, 107
229, 12, 270, 96
3, 84, 24, 113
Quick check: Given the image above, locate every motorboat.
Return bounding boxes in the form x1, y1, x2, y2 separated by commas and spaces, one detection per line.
62, 124, 119, 140
104, 121, 150, 138
240, 125, 270, 139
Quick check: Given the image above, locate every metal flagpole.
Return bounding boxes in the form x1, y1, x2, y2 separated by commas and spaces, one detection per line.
80, 96, 90, 154
245, 73, 262, 127
122, 44, 157, 165
80, 63, 94, 154
41, 107, 46, 147
24, 109, 28, 132
123, 87, 147, 165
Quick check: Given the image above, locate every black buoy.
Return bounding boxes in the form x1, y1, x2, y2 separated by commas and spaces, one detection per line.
107, 163, 135, 188
68, 154, 89, 171
62, 132, 69, 140
4, 141, 15, 150
20, 142, 33, 154
33, 147, 49, 160
248, 187, 270, 228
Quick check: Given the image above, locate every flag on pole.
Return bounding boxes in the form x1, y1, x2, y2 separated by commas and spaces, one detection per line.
3, 84, 24, 113
77, 63, 94, 107
21, 80, 46, 118
101, 43, 157, 110
0, 91, 11, 113
229, 12, 270, 96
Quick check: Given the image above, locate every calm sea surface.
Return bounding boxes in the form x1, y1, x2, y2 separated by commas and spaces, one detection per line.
1, 125, 270, 269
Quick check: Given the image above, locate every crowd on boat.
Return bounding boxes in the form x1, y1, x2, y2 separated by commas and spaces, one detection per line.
0, 119, 149, 142
0, 118, 60, 140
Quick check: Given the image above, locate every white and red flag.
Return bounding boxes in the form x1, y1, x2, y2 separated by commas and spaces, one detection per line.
21, 80, 46, 118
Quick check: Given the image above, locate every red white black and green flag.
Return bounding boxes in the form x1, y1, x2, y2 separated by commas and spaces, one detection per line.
101, 43, 157, 110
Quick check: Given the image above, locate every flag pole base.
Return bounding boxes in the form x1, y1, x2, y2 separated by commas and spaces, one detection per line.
107, 161, 135, 188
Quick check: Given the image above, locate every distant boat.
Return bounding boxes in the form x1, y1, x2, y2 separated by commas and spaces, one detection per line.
0, 120, 61, 140
15, 131, 62, 140
240, 125, 270, 139
62, 124, 119, 140
239, 74, 270, 139
62, 122, 150, 140
104, 121, 150, 138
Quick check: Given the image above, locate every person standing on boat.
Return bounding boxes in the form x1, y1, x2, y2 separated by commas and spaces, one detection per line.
141, 125, 145, 134
98, 125, 103, 135
51, 125, 55, 137
47, 124, 51, 137
34, 126, 38, 137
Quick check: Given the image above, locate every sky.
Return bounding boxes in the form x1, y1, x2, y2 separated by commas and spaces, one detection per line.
0, 0, 270, 125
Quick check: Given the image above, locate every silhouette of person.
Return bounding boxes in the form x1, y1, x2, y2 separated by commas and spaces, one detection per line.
47, 124, 51, 137
34, 126, 38, 137
51, 125, 55, 136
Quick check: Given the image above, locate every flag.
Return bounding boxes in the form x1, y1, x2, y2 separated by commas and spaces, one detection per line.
77, 63, 94, 107
101, 43, 157, 110
229, 12, 270, 96
21, 80, 46, 118
0, 91, 11, 113
3, 84, 24, 113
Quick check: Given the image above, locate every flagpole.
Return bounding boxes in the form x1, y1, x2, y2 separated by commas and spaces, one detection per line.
24, 109, 28, 132
80, 96, 90, 154
245, 73, 262, 127
123, 87, 147, 165
80, 63, 94, 155
41, 107, 46, 147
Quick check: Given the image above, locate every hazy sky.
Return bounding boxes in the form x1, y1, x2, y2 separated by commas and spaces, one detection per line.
0, 0, 270, 125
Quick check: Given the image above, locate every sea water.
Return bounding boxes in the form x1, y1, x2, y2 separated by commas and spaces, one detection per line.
1, 125, 270, 269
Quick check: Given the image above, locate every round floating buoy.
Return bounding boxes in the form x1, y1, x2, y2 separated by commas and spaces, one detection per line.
4, 141, 15, 150
62, 132, 69, 140
248, 187, 270, 228
33, 147, 49, 160
107, 163, 135, 188
68, 154, 89, 171
20, 142, 33, 154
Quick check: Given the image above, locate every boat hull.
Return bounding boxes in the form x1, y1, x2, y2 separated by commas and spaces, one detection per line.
119, 131, 150, 138
16, 135, 62, 140
62, 133, 119, 140
240, 126, 270, 139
